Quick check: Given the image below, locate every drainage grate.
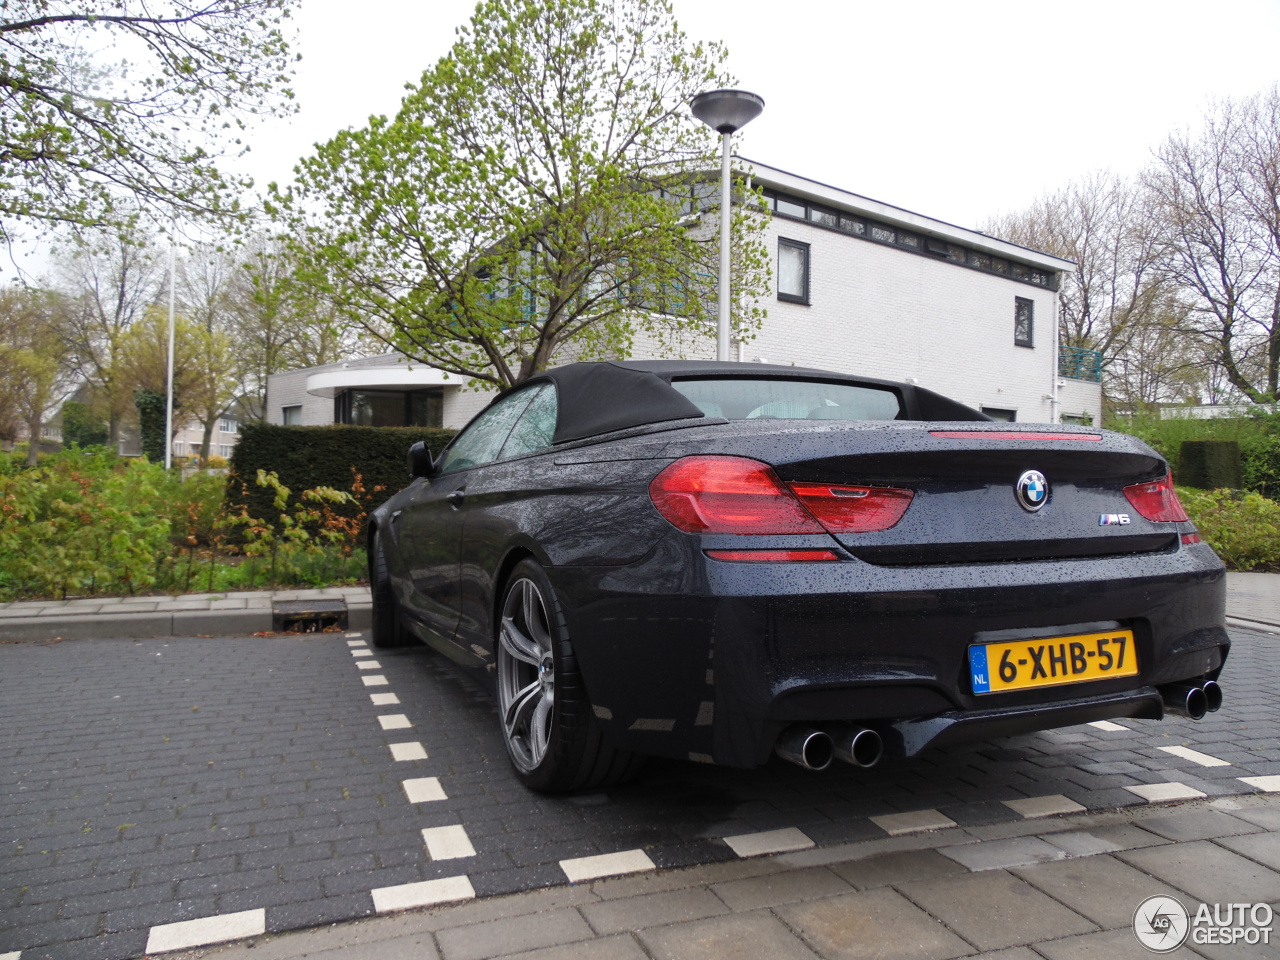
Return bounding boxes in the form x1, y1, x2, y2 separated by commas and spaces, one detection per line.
272, 599, 348, 633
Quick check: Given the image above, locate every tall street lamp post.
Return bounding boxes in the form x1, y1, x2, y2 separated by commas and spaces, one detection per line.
690, 89, 764, 362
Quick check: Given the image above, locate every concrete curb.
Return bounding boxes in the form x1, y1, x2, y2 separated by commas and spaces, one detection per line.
0, 598, 370, 640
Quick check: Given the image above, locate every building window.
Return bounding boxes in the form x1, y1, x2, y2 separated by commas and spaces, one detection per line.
172, 442, 183, 454
282, 405, 303, 425
219, 419, 238, 434
219, 444, 232, 458
1014, 297, 1034, 347
335, 388, 444, 427
982, 407, 1017, 422
778, 239, 810, 304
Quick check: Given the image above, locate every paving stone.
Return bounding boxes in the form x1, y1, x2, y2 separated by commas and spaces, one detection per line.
938, 835, 1068, 872
579, 887, 729, 934
637, 911, 821, 960
710, 865, 852, 911
1010, 854, 1188, 928
1119, 839, 1280, 903
869, 809, 958, 836
435, 908, 595, 960
1034, 926, 1205, 959
827, 848, 969, 890
493, 935, 649, 960
1138, 808, 1260, 842
774, 887, 974, 960
897, 869, 1098, 951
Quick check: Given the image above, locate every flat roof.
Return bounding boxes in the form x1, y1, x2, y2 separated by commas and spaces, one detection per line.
742, 157, 1076, 273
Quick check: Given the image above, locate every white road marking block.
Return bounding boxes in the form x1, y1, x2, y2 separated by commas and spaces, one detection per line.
1159, 745, 1231, 767
370, 693, 400, 705
361, 675, 388, 686
371, 875, 475, 914
352, 649, 374, 657
870, 809, 959, 836
389, 742, 428, 762
1, 952, 22, 960
560, 848, 655, 883
403, 777, 446, 802
145, 909, 266, 954
345, 633, 362, 638
1002, 795, 1086, 818
1125, 781, 1206, 802
1089, 720, 1129, 732
422, 824, 476, 859
378, 714, 413, 731
356, 660, 382, 669
347, 639, 367, 646
722, 826, 814, 857
1240, 775, 1280, 792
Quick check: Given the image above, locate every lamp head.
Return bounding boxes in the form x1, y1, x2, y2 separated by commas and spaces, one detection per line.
691, 89, 765, 135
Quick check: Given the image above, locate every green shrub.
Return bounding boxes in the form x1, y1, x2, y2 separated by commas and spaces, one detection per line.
0, 450, 174, 598
1180, 488, 1280, 571
1243, 434, 1280, 499
1177, 440, 1243, 490
227, 423, 456, 539
60, 401, 109, 448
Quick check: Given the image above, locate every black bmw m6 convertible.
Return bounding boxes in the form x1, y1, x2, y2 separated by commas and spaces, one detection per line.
367, 360, 1228, 792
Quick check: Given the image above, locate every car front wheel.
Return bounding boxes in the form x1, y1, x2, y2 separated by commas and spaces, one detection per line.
496, 558, 640, 792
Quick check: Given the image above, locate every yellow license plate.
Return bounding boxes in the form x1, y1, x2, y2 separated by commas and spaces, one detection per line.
968, 629, 1138, 694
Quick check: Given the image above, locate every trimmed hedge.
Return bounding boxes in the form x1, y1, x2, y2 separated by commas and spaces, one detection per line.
227, 423, 456, 535
1177, 440, 1243, 490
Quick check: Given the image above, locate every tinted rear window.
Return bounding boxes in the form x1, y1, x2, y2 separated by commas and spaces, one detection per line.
671, 378, 903, 421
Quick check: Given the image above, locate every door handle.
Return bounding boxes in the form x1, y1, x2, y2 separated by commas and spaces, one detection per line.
446, 488, 466, 507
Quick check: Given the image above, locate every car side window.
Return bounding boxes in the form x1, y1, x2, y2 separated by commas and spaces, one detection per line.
436, 388, 537, 475
499, 383, 557, 460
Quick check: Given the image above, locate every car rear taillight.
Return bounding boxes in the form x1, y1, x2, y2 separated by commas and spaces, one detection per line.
786, 482, 914, 533
1123, 473, 1190, 522
649, 456, 913, 536
649, 457, 823, 534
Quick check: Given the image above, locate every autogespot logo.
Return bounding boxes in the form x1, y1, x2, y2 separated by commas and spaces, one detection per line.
1134, 896, 1190, 952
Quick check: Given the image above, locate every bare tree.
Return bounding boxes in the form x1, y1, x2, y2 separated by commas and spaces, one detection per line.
56, 227, 164, 444
1144, 88, 1280, 404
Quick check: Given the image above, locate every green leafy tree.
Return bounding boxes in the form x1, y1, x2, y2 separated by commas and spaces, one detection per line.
60, 400, 109, 447
0, 1, 298, 240
276, 0, 770, 388
0, 286, 77, 463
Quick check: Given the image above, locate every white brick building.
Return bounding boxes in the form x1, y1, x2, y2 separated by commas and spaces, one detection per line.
267, 160, 1097, 429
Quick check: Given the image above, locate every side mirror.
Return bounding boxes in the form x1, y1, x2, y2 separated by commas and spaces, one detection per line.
408, 441, 435, 479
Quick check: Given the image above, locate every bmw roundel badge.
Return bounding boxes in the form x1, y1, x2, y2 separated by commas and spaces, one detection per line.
1016, 469, 1049, 512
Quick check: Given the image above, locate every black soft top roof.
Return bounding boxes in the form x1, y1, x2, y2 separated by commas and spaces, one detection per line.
507, 360, 988, 444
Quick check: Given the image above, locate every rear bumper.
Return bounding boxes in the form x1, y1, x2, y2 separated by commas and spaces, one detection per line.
551, 539, 1228, 769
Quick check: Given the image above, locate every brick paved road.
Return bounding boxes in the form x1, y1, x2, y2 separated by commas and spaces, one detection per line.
1, 627, 1276, 960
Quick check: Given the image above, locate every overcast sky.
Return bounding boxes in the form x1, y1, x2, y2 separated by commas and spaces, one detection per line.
226, 0, 1280, 233
12, 0, 1280, 278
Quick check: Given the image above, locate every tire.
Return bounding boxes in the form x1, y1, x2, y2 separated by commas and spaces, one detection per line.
370, 530, 412, 649
496, 558, 642, 792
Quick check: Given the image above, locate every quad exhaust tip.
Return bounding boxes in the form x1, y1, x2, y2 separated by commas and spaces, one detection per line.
775, 724, 884, 771
775, 727, 834, 771
1160, 681, 1224, 722
829, 724, 884, 768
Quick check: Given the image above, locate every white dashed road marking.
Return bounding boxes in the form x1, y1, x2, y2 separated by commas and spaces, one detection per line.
870, 809, 959, 836
403, 777, 447, 802
356, 660, 382, 670
1, 951, 21, 960
371, 876, 475, 914
370, 693, 400, 705
1088, 720, 1129, 732
1002, 795, 1086, 818
723, 827, 814, 857
560, 849, 656, 882
361, 675, 389, 686
145, 909, 266, 954
352, 649, 374, 657
345, 632, 362, 638
1158, 745, 1230, 767
1125, 782, 1207, 802
1240, 775, 1280, 792
347, 639, 367, 646
378, 714, 413, 731
422, 825, 476, 860
388, 742, 428, 762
